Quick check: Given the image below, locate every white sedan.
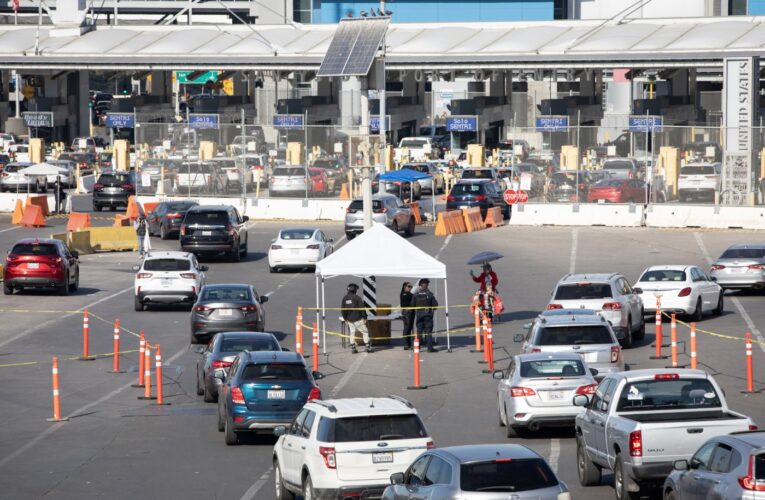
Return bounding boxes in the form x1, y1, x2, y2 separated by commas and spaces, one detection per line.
133, 251, 207, 311
268, 228, 334, 272
634, 265, 723, 321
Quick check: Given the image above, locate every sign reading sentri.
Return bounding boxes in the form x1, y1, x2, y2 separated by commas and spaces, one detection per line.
370, 115, 390, 131
273, 114, 305, 129
446, 116, 478, 132
188, 113, 219, 129
535, 116, 568, 131
22, 112, 53, 128
628, 116, 663, 133
105, 113, 135, 128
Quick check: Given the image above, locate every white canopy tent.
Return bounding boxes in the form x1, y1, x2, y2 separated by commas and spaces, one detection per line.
314, 223, 451, 351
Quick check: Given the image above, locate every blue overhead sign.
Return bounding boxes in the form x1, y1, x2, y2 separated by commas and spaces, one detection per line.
629, 115, 663, 132
189, 113, 219, 129
273, 114, 304, 129
535, 116, 569, 131
105, 113, 135, 128
446, 116, 478, 132
370, 115, 390, 131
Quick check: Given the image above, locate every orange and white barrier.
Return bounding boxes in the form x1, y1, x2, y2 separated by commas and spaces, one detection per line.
406, 337, 427, 390
47, 357, 69, 422
690, 322, 697, 369
155, 344, 165, 405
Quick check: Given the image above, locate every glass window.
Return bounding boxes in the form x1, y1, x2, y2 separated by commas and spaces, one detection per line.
273, 167, 306, 176
184, 210, 229, 226
537, 325, 615, 345
616, 378, 722, 412
327, 415, 428, 443
450, 183, 484, 195
459, 459, 558, 492
681, 165, 717, 175
241, 363, 308, 381
520, 359, 586, 378
407, 455, 431, 486
143, 259, 191, 272
290, 409, 308, 436
756, 454, 765, 480
591, 379, 612, 412
691, 442, 717, 471
97, 173, 131, 185
603, 161, 634, 170
201, 286, 252, 301
730, 0, 747, 16
424, 456, 452, 486
301, 410, 316, 438
710, 444, 739, 473
640, 270, 686, 282
554, 283, 612, 300
11, 243, 58, 256
220, 337, 278, 352
720, 248, 765, 259
280, 229, 315, 240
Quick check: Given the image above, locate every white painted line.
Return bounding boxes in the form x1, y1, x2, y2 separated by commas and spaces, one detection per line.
0, 344, 188, 469
240, 467, 273, 500
330, 352, 367, 398
435, 234, 452, 260
693, 232, 765, 354
569, 228, 578, 274
0, 226, 20, 233
0, 285, 134, 350
548, 438, 560, 473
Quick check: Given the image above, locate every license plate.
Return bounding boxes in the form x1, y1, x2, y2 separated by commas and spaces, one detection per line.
161, 279, 173, 286
459, 205, 468, 210
267, 390, 285, 399
597, 199, 605, 204
372, 452, 393, 464
219, 309, 233, 317
291, 249, 300, 254
202, 231, 212, 236
547, 391, 565, 400
27, 262, 39, 269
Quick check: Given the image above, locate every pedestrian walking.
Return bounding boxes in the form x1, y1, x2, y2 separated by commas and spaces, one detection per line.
413, 278, 438, 352
135, 214, 148, 257
400, 281, 416, 350
341, 283, 371, 353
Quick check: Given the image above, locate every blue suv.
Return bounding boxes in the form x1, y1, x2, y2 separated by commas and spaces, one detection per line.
216, 350, 323, 445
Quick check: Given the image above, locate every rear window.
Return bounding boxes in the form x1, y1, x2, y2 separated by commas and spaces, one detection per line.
537, 325, 614, 345
347, 200, 383, 211
274, 167, 306, 176
184, 211, 229, 226
220, 337, 278, 352
400, 139, 428, 148
11, 243, 58, 256
201, 286, 251, 301
3, 164, 19, 173
756, 454, 765, 480
554, 283, 612, 300
594, 180, 623, 187
97, 173, 130, 185
720, 248, 765, 259
616, 378, 722, 412
681, 166, 716, 175
143, 259, 191, 272
319, 414, 428, 443
520, 359, 586, 378
451, 183, 484, 195
241, 363, 307, 381
640, 270, 686, 282
604, 161, 633, 170
461, 170, 492, 179
280, 229, 314, 240
460, 459, 558, 492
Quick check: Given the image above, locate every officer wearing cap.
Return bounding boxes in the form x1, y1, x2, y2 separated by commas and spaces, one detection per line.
413, 278, 438, 352
340, 283, 371, 353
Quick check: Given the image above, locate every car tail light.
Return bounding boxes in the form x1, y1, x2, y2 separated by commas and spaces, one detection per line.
751, 424, 759, 431
531, 348, 541, 353
426, 440, 435, 449
654, 373, 679, 380
611, 346, 620, 363
307, 244, 320, 249
679, 175, 687, 179
319, 447, 336, 469
240, 305, 258, 312
678, 287, 692, 297
193, 305, 211, 312
629, 430, 642, 457
271, 244, 282, 250
576, 384, 598, 395
546, 304, 563, 310
180, 224, 187, 236
166, 213, 182, 219
739, 454, 765, 491
1, 173, 7, 177
180, 273, 196, 279
93, 183, 103, 189
6, 254, 17, 262
136, 273, 153, 279
704, 175, 717, 179
446, 195, 455, 202
711, 265, 725, 271
474, 195, 487, 201
749, 264, 764, 270
510, 386, 537, 397
308, 387, 321, 401
226, 224, 235, 236
602, 302, 622, 310
121, 183, 134, 190
78, 162, 87, 167
211, 360, 232, 369
231, 387, 245, 405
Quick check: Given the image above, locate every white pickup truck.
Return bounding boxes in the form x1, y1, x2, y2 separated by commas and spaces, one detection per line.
574, 369, 755, 500
394, 137, 434, 162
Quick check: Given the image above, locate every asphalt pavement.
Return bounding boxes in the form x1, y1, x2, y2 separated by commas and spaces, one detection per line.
0, 208, 764, 500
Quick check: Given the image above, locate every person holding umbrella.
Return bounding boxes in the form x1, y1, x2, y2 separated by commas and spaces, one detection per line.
470, 262, 498, 293
468, 252, 504, 320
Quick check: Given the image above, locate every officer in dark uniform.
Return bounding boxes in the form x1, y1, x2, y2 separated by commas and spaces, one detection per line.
340, 283, 370, 353
413, 278, 438, 352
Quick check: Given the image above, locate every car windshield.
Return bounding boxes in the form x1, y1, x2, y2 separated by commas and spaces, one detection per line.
537, 325, 614, 345
682, 166, 717, 175
164, 202, 196, 212
616, 378, 722, 412
220, 337, 278, 352
639, 270, 686, 282
451, 183, 484, 195
241, 363, 307, 380
143, 259, 191, 272
184, 211, 228, 226
323, 415, 428, 442
280, 229, 314, 240
98, 174, 131, 186
3, 164, 19, 173
273, 167, 306, 176
462, 170, 492, 179
403, 164, 429, 174
201, 287, 251, 301
604, 161, 633, 170
554, 283, 612, 300
11, 243, 57, 256
720, 248, 765, 259
460, 459, 558, 492
520, 359, 586, 378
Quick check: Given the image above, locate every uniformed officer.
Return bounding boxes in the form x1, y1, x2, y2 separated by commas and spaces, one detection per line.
340, 283, 371, 353
413, 278, 438, 352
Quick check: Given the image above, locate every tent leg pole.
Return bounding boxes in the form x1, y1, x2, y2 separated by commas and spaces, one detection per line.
434, 279, 438, 344
444, 278, 451, 353
315, 274, 320, 354
321, 277, 327, 354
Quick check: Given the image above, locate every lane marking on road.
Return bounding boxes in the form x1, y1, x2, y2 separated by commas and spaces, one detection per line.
569, 228, 578, 274
549, 438, 560, 473
0, 344, 188, 470
0, 226, 20, 233
330, 352, 368, 398
240, 467, 273, 500
693, 232, 765, 354
0, 285, 134, 351
435, 234, 452, 260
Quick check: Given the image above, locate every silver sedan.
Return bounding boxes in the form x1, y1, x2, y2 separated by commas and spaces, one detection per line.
710, 243, 765, 290
494, 352, 598, 436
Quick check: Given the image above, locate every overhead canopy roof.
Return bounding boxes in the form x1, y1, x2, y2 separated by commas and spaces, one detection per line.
5, 16, 765, 70
379, 169, 430, 183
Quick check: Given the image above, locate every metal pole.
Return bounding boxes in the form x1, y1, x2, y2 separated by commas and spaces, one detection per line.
241, 108, 246, 200
321, 277, 327, 353
304, 110, 309, 199
576, 109, 580, 203
645, 124, 649, 204
14, 72, 20, 118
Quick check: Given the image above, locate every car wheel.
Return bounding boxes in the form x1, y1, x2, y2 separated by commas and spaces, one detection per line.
196, 368, 204, 396
230, 243, 241, 263
620, 316, 633, 348
302, 475, 315, 500
691, 298, 703, 322
160, 224, 168, 240
577, 436, 601, 486
59, 281, 70, 296
391, 221, 399, 234
3, 283, 12, 295
345, 232, 355, 240
714, 292, 724, 316
240, 237, 247, 256
635, 314, 645, 340
203, 384, 216, 403
217, 403, 225, 432
69, 269, 79, 292
134, 295, 144, 312
224, 417, 239, 445
93, 203, 102, 211
405, 217, 415, 236
190, 331, 200, 345
614, 454, 638, 500
274, 460, 294, 500
664, 488, 677, 500
498, 397, 506, 427
504, 404, 516, 437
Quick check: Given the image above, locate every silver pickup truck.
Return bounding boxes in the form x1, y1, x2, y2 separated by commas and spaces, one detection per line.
574, 369, 755, 500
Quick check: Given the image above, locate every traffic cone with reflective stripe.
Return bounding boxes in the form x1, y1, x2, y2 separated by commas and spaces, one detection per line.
47, 357, 69, 422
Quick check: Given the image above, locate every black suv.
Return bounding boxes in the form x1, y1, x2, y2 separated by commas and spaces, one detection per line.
92, 171, 136, 211
446, 180, 510, 219
180, 205, 249, 261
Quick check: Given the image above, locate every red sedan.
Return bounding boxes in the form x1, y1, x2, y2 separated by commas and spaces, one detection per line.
587, 179, 647, 204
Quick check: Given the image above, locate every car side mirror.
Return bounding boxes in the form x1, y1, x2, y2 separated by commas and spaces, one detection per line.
492, 370, 505, 380
328, 237, 334, 243
589, 368, 599, 377
132, 265, 141, 272
633, 287, 643, 295
573, 394, 590, 407
242, 216, 249, 222
199, 265, 209, 272
70, 250, 79, 259
513, 334, 524, 343
273, 425, 286, 437
672, 459, 689, 471
281, 347, 291, 352
312, 371, 324, 380
193, 346, 205, 354
260, 295, 269, 303
390, 472, 404, 485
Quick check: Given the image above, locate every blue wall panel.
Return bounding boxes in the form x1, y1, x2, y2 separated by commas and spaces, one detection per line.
316, 0, 554, 23
750, 0, 765, 15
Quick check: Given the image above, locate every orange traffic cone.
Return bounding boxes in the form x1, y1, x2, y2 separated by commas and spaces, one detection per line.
11, 199, 24, 225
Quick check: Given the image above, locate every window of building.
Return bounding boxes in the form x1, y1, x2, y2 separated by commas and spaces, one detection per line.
294, 0, 313, 23
730, 0, 748, 15
554, 0, 569, 19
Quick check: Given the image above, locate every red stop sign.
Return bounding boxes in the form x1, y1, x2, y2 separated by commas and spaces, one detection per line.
503, 189, 519, 204
517, 190, 529, 203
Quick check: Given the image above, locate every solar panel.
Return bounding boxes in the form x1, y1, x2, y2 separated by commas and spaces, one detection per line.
318, 17, 390, 77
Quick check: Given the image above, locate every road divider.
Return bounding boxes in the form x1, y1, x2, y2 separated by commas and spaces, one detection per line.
133, 331, 146, 388
406, 337, 426, 390
66, 212, 91, 232
155, 345, 166, 406
79, 309, 94, 361
462, 207, 486, 232
46, 357, 68, 423
483, 207, 504, 228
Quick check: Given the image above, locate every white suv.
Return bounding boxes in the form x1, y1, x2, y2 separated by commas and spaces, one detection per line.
133, 251, 207, 311
272, 396, 434, 500
547, 273, 644, 348
678, 162, 721, 203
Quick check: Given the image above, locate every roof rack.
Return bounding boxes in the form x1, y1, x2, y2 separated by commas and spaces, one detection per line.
311, 400, 337, 413
730, 429, 765, 435
387, 394, 413, 408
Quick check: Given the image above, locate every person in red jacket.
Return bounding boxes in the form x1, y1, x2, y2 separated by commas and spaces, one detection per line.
471, 263, 498, 292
